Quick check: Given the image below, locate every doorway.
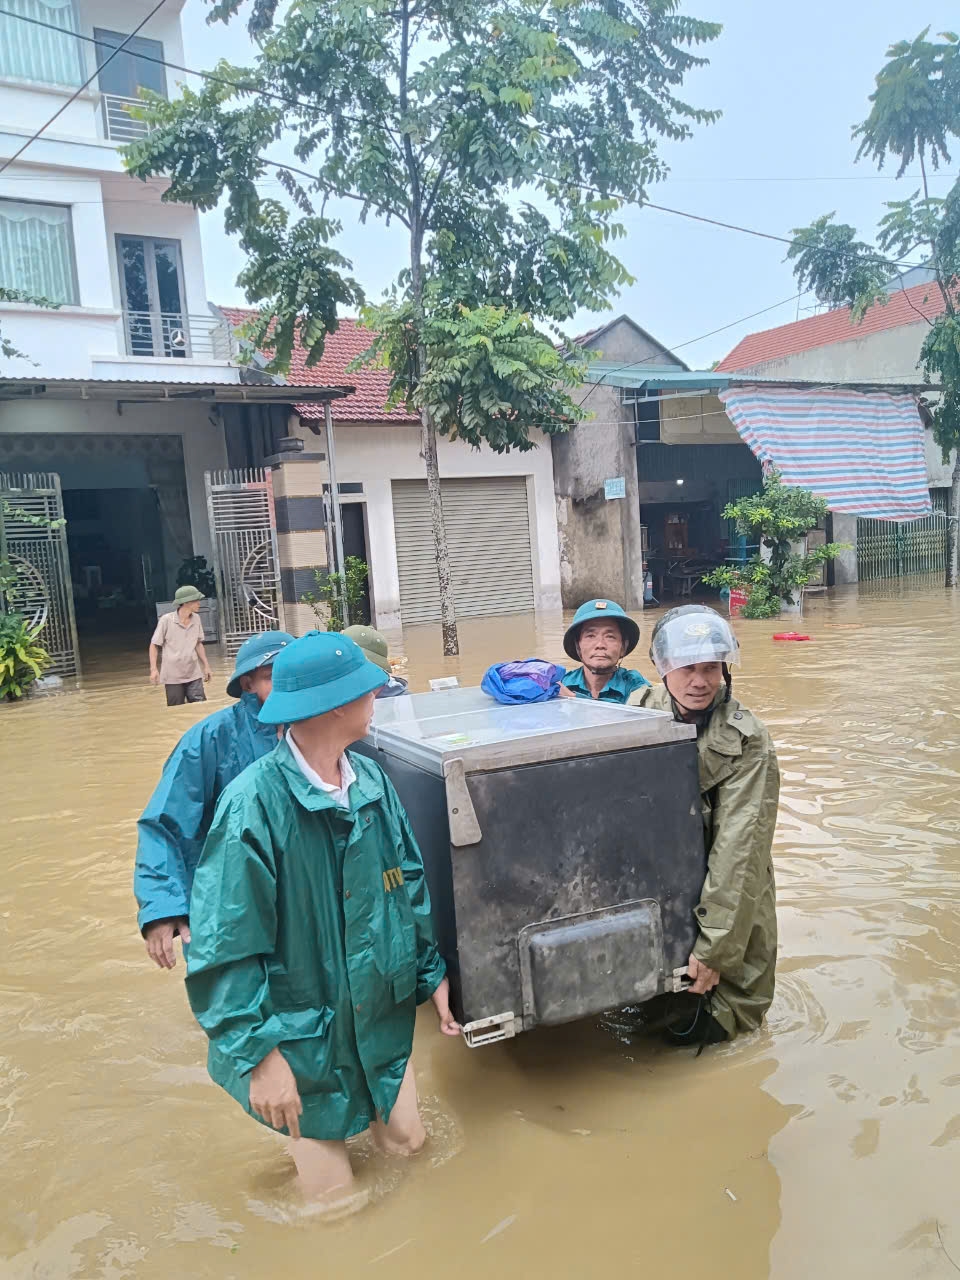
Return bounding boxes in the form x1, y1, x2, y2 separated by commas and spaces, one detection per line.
64, 487, 167, 636
116, 235, 189, 358
341, 502, 371, 624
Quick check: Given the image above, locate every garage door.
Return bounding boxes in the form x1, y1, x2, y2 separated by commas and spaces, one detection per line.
392, 477, 535, 624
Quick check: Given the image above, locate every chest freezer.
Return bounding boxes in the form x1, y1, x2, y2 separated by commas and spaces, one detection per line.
356, 686, 705, 1046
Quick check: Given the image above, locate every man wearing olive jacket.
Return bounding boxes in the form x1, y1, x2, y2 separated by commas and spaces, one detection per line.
632, 605, 779, 1044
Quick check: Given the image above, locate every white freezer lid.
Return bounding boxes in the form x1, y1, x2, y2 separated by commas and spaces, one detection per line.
365, 685, 695, 777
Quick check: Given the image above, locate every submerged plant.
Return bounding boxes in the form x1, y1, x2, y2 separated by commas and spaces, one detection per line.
0, 613, 51, 700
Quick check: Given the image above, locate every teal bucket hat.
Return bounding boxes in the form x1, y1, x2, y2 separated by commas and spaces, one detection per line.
563, 598, 640, 660
226, 629, 296, 698
258, 630, 388, 725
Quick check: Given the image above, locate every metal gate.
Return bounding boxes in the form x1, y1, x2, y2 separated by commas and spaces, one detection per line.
205, 468, 285, 657
0, 471, 80, 677
857, 490, 949, 581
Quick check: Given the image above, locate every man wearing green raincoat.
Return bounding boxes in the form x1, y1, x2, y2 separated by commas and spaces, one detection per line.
134, 630, 293, 968
185, 630, 459, 1213
631, 605, 779, 1044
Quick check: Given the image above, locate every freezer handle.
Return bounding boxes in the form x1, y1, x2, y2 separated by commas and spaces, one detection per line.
670, 966, 693, 994
442, 757, 483, 847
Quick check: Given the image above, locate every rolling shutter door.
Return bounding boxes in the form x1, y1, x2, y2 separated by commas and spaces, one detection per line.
392, 477, 535, 623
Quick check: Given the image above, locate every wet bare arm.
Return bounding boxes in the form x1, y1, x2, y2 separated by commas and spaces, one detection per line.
149, 642, 161, 685
197, 639, 212, 683
249, 1047, 303, 1139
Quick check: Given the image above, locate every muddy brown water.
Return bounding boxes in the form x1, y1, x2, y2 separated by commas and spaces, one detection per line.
3, 582, 960, 1278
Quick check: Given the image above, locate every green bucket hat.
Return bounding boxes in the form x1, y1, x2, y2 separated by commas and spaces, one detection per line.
258, 630, 388, 725
173, 584, 205, 604
226, 629, 296, 698
563, 598, 640, 660
342, 625, 390, 672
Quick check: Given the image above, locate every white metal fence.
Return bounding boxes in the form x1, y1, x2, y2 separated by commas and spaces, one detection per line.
122, 310, 235, 361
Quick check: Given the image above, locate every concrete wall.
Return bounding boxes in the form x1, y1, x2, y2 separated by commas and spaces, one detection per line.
294, 418, 562, 631
552, 319, 684, 610
732, 324, 957, 487
660, 393, 741, 445
0, 396, 227, 563
830, 513, 859, 585
733, 324, 927, 385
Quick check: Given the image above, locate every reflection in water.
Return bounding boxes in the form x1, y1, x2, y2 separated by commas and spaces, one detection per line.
2, 583, 960, 1277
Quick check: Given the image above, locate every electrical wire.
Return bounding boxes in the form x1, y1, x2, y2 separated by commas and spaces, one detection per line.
573, 291, 811, 411
0, 4, 931, 275
0, 0, 170, 178
0, 7, 388, 132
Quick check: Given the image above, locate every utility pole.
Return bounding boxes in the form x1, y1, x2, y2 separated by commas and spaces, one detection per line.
323, 400, 349, 627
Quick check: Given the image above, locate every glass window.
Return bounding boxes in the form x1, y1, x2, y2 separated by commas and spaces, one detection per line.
117, 235, 188, 357
94, 29, 166, 98
0, 0, 84, 88
0, 199, 79, 305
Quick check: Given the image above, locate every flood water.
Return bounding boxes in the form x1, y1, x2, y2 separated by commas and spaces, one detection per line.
3, 582, 960, 1279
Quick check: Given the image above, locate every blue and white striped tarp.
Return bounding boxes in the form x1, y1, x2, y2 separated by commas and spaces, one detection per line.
718, 385, 931, 521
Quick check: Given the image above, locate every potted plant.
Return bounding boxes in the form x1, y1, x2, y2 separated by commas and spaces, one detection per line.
704, 470, 847, 619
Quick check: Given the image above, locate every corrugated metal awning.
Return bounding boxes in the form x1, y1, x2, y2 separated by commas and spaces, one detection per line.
0, 377, 354, 404
581, 362, 936, 394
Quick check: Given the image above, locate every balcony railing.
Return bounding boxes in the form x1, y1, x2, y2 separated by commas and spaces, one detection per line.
102, 93, 152, 143
122, 311, 236, 362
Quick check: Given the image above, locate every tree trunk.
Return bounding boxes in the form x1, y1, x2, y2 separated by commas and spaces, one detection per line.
400, 0, 458, 654
420, 409, 459, 654
947, 450, 960, 590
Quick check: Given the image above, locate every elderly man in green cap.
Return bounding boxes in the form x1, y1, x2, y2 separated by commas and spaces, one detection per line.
149, 584, 212, 706
343, 624, 409, 697
135, 629, 294, 969
558, 598, 649, 703
186, 630, 458, 1215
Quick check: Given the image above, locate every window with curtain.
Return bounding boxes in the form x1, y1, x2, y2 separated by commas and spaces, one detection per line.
0, 200, 79, 304
0, 0, 84, 87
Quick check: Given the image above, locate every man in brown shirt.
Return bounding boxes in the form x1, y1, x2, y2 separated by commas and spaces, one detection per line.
149, 585, 212, 706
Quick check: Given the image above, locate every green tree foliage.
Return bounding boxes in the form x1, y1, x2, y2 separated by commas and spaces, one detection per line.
0, 498, 58, 699
786, 29, 960, 586
703, 470, 846, 619
302, 556, 370, 631
0, 613, 50, 701
123, 0, 720, 651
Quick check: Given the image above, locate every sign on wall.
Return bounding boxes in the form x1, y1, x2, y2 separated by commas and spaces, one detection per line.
604, 477, 626, 500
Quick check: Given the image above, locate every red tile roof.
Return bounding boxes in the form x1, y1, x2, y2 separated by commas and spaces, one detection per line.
218, 307, 420, 423
716, 281, 947, 372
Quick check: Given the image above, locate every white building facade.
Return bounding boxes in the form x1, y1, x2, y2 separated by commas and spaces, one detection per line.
0, 7, 564, 655
0, 0, 236, 383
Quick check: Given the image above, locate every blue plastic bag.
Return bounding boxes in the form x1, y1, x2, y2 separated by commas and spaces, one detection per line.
481, 659, 567, 704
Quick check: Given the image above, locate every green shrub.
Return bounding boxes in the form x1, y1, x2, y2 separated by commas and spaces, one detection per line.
0, 613, 51, 700
704, 470, 848, 619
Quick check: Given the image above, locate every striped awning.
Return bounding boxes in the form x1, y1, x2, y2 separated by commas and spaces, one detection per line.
718, 385, 932, 520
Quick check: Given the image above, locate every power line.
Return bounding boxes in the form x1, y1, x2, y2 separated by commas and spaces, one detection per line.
574, 291, 811, 410
0, 3, 932, 276
0, 0, 169, 178
0, 6, 388, 133
641, 200, 925, 270
659, 173, 958, 186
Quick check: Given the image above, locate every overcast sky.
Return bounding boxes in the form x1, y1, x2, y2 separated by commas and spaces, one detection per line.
181, 0, 958, 369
